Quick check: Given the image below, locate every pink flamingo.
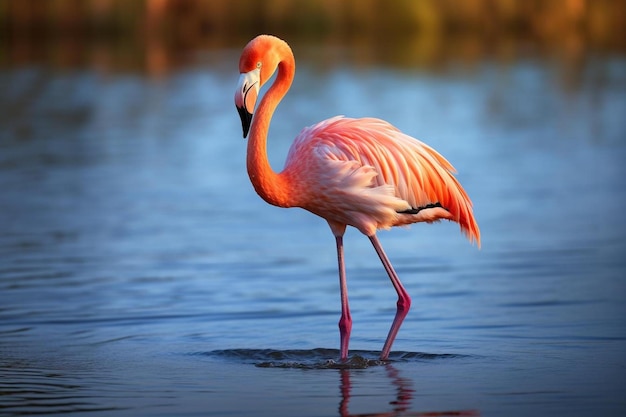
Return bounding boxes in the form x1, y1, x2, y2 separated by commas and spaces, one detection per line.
234, 35, 480, 361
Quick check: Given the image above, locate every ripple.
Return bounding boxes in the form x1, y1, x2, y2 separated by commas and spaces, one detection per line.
0, 366, 129, 416
202, 348, 468, 369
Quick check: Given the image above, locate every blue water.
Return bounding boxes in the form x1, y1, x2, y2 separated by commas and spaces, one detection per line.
1, 43, 625, 416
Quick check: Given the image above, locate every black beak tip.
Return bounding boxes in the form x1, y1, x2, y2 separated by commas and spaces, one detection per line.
236, 105, 253, 138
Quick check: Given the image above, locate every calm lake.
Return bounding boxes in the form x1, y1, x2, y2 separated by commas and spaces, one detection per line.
1, 37, 625, 416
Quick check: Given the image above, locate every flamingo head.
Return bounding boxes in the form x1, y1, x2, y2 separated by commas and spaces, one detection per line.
234, 35, 285, 138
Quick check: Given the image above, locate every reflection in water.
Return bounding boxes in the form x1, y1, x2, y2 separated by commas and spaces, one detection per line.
338, 366, 479, 417
212, 349, 480, 415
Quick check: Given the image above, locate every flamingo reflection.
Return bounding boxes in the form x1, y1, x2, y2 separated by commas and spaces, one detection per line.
338, 365, 479, 417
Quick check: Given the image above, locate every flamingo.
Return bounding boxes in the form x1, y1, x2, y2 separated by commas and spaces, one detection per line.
234, 35, 480, 361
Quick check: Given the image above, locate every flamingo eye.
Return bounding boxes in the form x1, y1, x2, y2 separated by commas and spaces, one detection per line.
256, 62, 262, 69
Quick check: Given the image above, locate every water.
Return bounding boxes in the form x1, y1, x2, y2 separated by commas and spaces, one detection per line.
1, 42, 625, 416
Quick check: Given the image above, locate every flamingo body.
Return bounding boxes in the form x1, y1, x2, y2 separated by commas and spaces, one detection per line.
284, 116, 479, 238
235, 35, 480, 361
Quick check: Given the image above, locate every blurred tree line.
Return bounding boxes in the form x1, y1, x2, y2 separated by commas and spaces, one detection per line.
1, 0, 624, 71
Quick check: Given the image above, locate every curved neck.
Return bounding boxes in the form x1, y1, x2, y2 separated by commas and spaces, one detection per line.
246, 45, 295, 208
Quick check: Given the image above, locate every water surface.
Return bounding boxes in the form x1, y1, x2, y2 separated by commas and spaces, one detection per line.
1, 41, 625, 416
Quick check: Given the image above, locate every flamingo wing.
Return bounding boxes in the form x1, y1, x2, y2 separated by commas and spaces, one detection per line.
285, 116, 480, 245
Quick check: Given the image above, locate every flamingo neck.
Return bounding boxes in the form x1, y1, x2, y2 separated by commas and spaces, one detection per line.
246, 47, 295, 208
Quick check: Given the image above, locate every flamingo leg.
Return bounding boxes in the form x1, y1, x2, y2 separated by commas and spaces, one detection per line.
368, 234, 412, 360
336, 235, 352, 361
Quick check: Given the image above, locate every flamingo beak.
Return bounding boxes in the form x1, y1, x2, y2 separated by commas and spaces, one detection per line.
235, 69, 260, 138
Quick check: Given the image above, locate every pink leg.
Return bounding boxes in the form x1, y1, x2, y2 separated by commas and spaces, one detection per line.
336, 235, 352, 361
369, 234, 411, 360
